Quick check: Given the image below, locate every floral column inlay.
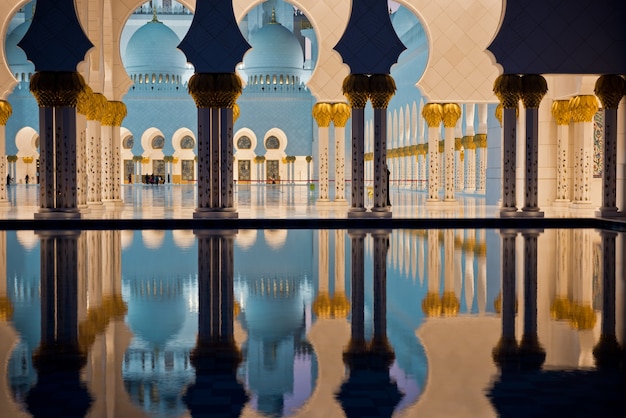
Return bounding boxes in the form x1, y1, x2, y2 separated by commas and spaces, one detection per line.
333, 103, 351, 203
595, 75, 626, 216
312, 103, 332, 202
422, 103, 443, 202
494, 74, 522, 216
0, 101, 12, 204
442, 103, 461, 202
551, 100, 572, 203
520, 74, 548, 216
568, 95, 598, 205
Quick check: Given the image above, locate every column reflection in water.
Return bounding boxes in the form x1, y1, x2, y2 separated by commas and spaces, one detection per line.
339, 230, 401, 418
489, 229, 625, 417
593, 230, 622, 368
184, 230, 247, 417
518, 229, 545, 369
492, 230, 519, 369
26, 231, 92, 417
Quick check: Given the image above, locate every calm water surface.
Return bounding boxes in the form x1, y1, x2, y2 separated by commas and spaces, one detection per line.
1, 228, 624, 417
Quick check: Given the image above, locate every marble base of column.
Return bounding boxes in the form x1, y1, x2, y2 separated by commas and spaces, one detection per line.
193, 208, 238, 219
517, 335, 546, 370
498, 208, 520, 218
87, 201, 105, 211
0, 200, 9, 207
425, 200, 458, 208
592, 335, 622, 369
518, 208, 544, 218
34, 208, 81, 219
552, 199, 571, 207
332, 197, 349, 207
492, 337, 519, 370
78, 205, 91, 215
315, 198, 333, 207
347, 208, 369, 218
102, 199, 124, 209
595, 208, 626, 218
369, 207, 392, 218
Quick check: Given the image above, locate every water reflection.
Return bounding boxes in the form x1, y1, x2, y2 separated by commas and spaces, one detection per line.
0, 228, 624, 417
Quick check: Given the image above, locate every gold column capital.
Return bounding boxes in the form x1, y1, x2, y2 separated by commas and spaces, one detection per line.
421, 102, 443, 127
368, 74, 396, 109
331, 102, 351, 127
454, 138, 462, 151
88, 93, 107, 122
233, 103, 240, 122
441, 291, 460, 317
495, 103, 503, 126
30, 71, 86, 107
569, 95, 598, 123
76, 84, 93, 116
594, 74, 626, 109
442, 103, 461, 127
493, 74, 522, 109
520, 74, 548, 108
422, 292, 442, 317
101, 101, 127, 127
0, 100, 13, 125
187, 73, 242, 108
312, 291, 332, 319
462, 135, 476, 149
551, 100, 572, 125
312, 102, 333, 128
342, 74, 369, 108
474, 133, 487, 148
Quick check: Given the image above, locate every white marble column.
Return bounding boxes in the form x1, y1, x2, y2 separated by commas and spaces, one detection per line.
332, 103, 350, 204
455, 122, 464, 192
422, 103, 443, 202
476, 103, 488, 193
551, 100, 572, 204
313, 103, 331, 203
443, 103, 461, 202
0, 101, 11, 205
569, 95, 598, 206
463, 103, 476, 193
86, 97, 107, 208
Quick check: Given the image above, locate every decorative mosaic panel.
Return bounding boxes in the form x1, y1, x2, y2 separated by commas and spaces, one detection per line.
593, 110, 604, 178
182, 160, 194, 181
238, 160, 251, 181
124, 160, 133, 181
266, 160, 279, 181
153, 160, 165, 177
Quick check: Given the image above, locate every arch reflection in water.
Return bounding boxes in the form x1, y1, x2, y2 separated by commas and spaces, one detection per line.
0, 228, 624, 417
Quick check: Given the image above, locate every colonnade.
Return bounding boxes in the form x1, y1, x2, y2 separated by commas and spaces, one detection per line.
312, 102, 350, 205
494, 74, 626, 217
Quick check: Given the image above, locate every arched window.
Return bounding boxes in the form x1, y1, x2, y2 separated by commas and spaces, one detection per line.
152, 135, 165, 149
266, 75, 270, 85
272, 75, 277, 85
279, 75, 284, 85
158, 74, 163, 83
166, 74, 170, 83
265, 136, 280, 150
237, 136, 252, 149
122, 136, 134, 149
180, 135, 195, 149
139, 74, 143, 84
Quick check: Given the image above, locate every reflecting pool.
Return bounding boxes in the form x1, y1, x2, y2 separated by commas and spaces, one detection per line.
0, 228, 624, 417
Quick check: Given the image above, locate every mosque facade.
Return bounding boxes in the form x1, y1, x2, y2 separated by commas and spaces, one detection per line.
1, 0, 623, 215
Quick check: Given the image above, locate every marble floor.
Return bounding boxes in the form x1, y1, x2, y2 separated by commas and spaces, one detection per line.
1, 184, 625, 231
